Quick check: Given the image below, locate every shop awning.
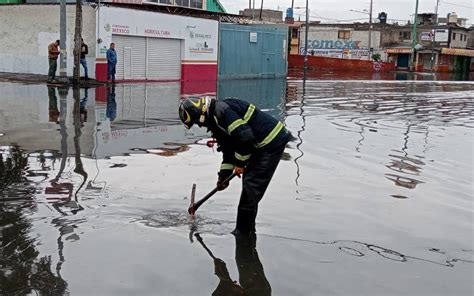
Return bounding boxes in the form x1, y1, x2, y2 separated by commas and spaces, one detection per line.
441, 48, 474, 57
385, 48, 413, 54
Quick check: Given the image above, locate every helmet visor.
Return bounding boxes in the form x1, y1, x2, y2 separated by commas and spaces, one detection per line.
179, 102, 193, 129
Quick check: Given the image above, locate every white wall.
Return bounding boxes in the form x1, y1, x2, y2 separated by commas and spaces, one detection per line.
97, 7, 218, 63
450, 29, 468, 49
0, 5, 96, 77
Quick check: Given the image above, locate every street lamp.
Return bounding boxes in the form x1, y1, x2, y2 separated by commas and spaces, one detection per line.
304, 0, 309, 70
411, 0, 419, 71
292, 5, 310, 70
349, 0, 373, 60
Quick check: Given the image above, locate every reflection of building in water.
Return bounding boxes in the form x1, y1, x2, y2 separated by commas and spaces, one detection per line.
0, 84, 96, 156
218, 78, 287, 119
0, 82, 209, 159
93, 83, 207, 158
286, 83, 298, 102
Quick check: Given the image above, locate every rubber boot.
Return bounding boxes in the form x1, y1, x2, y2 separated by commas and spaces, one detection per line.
231, 208, 256, 237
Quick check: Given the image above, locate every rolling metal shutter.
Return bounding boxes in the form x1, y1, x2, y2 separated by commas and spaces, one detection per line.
147, 38, 181, 80
112, 35, 146, 80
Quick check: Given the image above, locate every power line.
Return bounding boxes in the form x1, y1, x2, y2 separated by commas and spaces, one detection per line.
439, 0, 473, 10
293, 12, 368, 22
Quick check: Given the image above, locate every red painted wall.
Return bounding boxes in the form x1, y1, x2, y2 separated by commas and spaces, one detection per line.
288, 54, 396, 72
96, 62, 108, 82
181, 64, 218, 81
95, 63, 217, 83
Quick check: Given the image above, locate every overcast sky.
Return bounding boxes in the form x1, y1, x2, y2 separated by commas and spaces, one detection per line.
219, 0, 473, 25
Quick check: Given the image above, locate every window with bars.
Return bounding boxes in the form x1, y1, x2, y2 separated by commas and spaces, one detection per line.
399, 31, 411, 40
176, 0, 190, 6
292, 28, 298, 38
190, 0, 203, 9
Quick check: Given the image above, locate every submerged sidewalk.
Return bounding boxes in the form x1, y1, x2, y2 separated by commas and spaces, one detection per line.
0, 72, 105, 87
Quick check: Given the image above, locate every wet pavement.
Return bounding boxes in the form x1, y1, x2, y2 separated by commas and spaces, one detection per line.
1, 76, 473, 295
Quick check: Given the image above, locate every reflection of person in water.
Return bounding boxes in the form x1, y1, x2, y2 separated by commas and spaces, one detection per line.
195, 233, 271, 296
48, 86, 60, 123
106, 85, 117, 122
80, 87, 89, 126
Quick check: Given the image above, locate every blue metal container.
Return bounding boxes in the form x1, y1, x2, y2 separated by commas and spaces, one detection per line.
219, 23, 288, 79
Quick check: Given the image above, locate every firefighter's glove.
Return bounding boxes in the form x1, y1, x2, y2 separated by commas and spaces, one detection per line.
217, 169, 232, 191
234, 166, 245, 177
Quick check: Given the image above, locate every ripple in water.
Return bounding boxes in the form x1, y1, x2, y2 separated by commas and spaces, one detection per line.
140, 210, 233, 236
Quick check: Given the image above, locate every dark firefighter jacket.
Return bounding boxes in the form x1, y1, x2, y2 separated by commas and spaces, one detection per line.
207, 98, 291, 174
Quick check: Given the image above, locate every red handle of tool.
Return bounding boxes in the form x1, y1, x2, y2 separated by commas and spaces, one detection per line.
188, 173, 237, 215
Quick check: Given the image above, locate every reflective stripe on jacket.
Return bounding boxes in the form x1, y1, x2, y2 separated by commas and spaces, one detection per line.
208, 98, 291, 169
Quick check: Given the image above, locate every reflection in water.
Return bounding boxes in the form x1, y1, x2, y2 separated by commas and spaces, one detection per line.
292, 78, 307, 189
261, 234, 474, 268
384, 124, 426, 193
289, 69, 474, 81
0, 85, 94, 294
195, 233, 271, 296
218, 78, 287, 119
48, 86, 60, 123
0, 152, 68, 294
285, 80, 474, 198
0, 146, 28, 196
146, 142, 190, 157
0, 79, 472, 294
72, 86, 88, 199
106, 85, 116, 122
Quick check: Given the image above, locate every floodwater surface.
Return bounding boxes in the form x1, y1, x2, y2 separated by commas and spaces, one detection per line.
1, 77, 473, 295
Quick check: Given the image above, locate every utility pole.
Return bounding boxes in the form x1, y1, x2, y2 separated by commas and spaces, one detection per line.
252, 0, 255, 20
430, 29, 435, 70
411, 0, 419, 71
73, 0, 82, 83
58, 0, 68, 83
431, 0, 440, 71
304, 0, 309, 71
368, 0, 373, 60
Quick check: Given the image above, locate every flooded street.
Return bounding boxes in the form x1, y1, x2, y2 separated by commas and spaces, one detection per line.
1, 77, 473, 295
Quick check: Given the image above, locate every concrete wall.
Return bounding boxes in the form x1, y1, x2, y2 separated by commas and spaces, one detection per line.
239, 9, 283, 23
468, 30, 474, 49
0, 5, 96, 77
450, 29, 468, 49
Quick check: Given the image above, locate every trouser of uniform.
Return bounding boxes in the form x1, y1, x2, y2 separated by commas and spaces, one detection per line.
235, 143, 286, 233
48, 58, 57, 82
107, 62, 116, 81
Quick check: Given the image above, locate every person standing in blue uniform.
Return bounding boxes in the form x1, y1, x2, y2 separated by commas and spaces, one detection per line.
179, 96, 291, 235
